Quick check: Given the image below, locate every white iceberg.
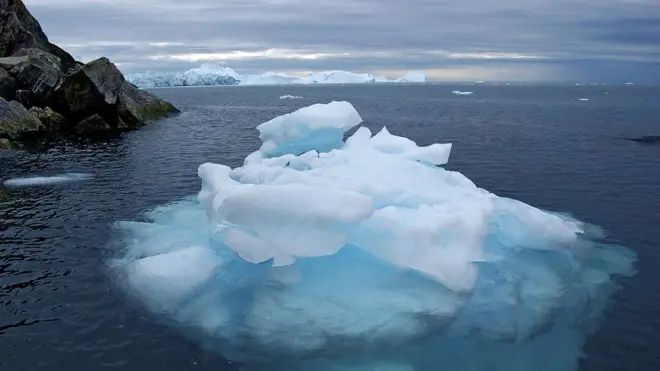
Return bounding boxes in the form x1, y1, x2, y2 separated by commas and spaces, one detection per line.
279, 95, 303, 100
299, 70, 375, 84
395, 71, 427, 83
452, 90, 474, 95
125, 65, 427, 88
126, 64, 238, 88
241, 71, 301, 85
111, 102, 635, 371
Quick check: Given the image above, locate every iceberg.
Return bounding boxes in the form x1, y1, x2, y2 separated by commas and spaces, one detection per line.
126, 64, 238, 88
299, 70, 376, 84
125, 64, 426, 88
452, 90, 474, 95
395, 71, 427, 83
279, 95, 303, 100
111, 102, 635, 371
242, 72, 301, 86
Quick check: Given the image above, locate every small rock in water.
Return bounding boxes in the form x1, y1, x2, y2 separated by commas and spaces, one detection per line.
628, 136, 660, 145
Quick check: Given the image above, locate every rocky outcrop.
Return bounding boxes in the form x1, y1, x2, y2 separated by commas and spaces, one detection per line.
0, 0, 179, 149
118, 81, 178, 126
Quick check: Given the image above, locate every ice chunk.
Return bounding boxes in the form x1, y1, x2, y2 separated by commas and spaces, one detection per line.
216, 183, 374, 265
111, 101, 636, 371
279, 95, 303, 99
3, 173, 93, 187
452, 90, 474, 95
256, 101, 362, 156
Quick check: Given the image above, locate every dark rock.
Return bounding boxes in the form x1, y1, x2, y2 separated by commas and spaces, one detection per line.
118, 81, 179, 127
29, 106, 65, 131
0, 0, 49, 52
46, 42, 76, 72
12, 47, 63, 71
14, 88, 32, 107
50, 57, 125, 117
0, 137, 11, 149
75, 113, 111, 133
0, 3, 48, 57
8, 49, 62, 103
629, 136, 660, 145
0, 95, 41, 140
0, 67, 15, 99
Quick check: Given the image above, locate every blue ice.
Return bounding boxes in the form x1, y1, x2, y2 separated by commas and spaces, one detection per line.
111, 101, 636, 370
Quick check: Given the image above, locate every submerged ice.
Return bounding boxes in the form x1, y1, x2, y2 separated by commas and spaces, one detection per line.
112, 101, 636, 370
3, 173, 93, 187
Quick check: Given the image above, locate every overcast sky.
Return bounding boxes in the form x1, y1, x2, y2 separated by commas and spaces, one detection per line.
23, 0, 660, 81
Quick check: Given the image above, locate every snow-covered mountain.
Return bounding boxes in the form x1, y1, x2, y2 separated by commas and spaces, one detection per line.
125, 64, 427, 88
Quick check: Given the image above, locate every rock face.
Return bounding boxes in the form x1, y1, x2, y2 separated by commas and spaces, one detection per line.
0, 0, 179, 149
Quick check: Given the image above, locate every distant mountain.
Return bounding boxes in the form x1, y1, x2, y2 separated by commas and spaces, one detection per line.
125, 64, 427, 88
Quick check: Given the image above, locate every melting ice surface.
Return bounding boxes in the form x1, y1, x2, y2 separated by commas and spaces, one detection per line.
112, 101, 636, 371
3, 173, 93, 187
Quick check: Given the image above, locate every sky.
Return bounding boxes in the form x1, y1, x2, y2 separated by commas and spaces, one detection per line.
22, 0, 660, 82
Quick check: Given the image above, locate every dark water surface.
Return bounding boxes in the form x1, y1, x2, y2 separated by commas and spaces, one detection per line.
1, 84, 659, 370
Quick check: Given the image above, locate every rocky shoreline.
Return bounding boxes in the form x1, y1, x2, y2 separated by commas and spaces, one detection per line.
1, 0, 179, 150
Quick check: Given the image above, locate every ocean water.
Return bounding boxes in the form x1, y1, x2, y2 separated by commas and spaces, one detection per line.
1, 83, 659, 370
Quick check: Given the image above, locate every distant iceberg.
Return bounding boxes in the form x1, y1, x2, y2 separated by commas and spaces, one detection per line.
127, 64, 239, 88
394, 71, 428, 83
452, 90, 474, 95
111, 101, 635, 371
299, 70, 376, 84
125, 64, 427, 88
280, 95, 303, 100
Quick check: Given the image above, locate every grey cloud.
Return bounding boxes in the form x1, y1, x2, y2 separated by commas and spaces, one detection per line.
22, 0, 660, 81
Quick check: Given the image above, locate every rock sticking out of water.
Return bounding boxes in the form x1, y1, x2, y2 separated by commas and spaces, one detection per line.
628, 136, 660, 146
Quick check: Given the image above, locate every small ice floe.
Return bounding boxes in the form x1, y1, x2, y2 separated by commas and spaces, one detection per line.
3, 173, 93, 187
279, 95, 303, 100
452, 90, 474, 95
576, 98, 589, 101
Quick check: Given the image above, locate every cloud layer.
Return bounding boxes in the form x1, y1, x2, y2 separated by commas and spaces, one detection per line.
23, 0, 660, 81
